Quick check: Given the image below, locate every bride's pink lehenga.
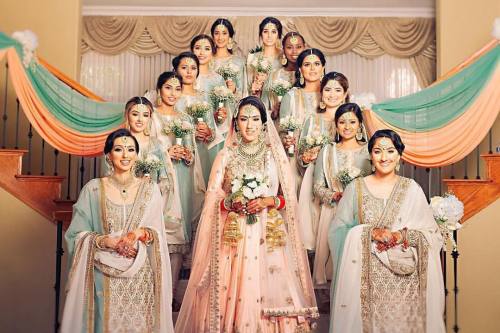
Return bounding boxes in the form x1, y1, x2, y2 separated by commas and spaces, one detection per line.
175, 121, 318, 332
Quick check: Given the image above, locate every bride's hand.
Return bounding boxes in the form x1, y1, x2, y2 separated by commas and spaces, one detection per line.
247, 197, 273, 214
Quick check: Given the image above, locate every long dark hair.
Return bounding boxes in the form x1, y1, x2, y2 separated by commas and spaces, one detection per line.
318, 72, 350, 114
234, 96, 267, 130
294, 48, 326, 88
334, 103, 365, 143
211, 18, 236, 54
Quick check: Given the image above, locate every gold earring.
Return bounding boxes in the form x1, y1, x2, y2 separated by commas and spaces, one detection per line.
355, 128, 363, 141
396, 162, 401, 172
281, 54, 287, 66
371, 164, 375, 172
156, 95, 162, 107
320, 71, 324, 81
227, 38, 233, 51
319, 101, 326, 109
299, 72, 304, 85
335, 132, 340, 142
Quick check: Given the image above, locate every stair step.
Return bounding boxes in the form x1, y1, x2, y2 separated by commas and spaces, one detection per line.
15, 175, 65, 182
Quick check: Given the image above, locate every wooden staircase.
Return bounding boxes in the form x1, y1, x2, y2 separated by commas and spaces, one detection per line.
444, 154, 500, 222
0, 149, 74, 227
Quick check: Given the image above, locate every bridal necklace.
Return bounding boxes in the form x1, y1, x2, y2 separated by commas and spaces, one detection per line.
109, 174, 135, 200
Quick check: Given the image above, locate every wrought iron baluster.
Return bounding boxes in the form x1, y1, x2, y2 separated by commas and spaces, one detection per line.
93, 157, 97, 178
40, 140, 46, 175
79, 156, 85, 192
488, 129, 492, 154
15, 99, 20, 149
27, 124, 33, 175
426, 168, 431, 200
2, 63, 8, 149
452, 230, 460, 332
66, 155, 72, 200
463, 157, 468, 179
53, 149, 59, 176
475, 147, 480, 179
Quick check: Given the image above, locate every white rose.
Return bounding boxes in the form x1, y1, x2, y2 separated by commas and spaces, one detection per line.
243, 186, 255, 199
430, 196, 443, 208
255, 174, 264, 182
247, 181, 258, 189
231, 179, 242, 193
305, 136, 315, 146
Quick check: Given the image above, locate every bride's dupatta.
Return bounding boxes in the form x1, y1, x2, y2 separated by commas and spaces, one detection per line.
62, 178, 174, 333
175, 115, 316, 332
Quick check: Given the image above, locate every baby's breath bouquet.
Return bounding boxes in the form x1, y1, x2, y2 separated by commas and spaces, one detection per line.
271, 79, 292, 101
430, 193, 464, 250
163, 119, 194, 145
216, 63, 239, 82
299, 134, 330, 152
134, 154, 163, 178
230, 173, 269, 225
336, 166, 362, 190
210, 85, 235, 109
279, 115, 301, 156
250, 55, 273, 74
185, 101, 211, 123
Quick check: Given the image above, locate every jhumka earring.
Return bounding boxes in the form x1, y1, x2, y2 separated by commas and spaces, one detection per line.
319, 101, 326, 110
355, 128, 363, 141
281, 54, 288, 66
227, 37, 234, 51
371, 164, 376, 172
299, 72, 304, 85
156, 94, 162, 107
105, 156, 114, 175
335, 132, 340, 142
320, 71, 324, 81
396, 162, 401, 172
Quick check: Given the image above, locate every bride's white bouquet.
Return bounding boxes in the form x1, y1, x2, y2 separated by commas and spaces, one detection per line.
430, 193, 464, 250
230, 173, 269, 224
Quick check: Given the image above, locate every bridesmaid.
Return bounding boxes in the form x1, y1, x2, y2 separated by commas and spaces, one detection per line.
211, 18, 246, 99
279, 48, 326, 193
152, 71, 205, 310
172, 52, 220, 184
297, 72, 352, 270
269, 31, 306, 121
311, 103, 370, 288
191, 34, 233, 168
246, 16, 283, 108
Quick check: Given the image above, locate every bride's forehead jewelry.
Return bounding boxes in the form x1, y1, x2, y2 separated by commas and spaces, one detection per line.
375, 137, 395, 150
290, 32, 298, 45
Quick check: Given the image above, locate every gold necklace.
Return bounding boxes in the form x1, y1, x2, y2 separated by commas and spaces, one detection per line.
108, 174, 135, 200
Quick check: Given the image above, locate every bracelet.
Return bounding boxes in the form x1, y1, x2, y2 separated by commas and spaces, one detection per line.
95, 235, 107, 250
274, 195, 285, 210
138, 228, 153, 245
220, 198, 232, 211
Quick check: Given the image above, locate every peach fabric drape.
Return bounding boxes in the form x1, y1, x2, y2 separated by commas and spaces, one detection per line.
364, 64, 500, 167
1, 48, 119, 156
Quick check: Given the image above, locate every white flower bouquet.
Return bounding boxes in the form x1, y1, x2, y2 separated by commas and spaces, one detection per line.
210, 85, 235, 109
430, 193, 464, 251
251, 55, 273, 74
216, 63, 240, 82
230, 173, 269, 224
336, 166, 362, 190
299, 134, 330, 153
271, 79, 292, 102
279, 116, 301, 156
134, 154, 163, 178
185, 101, 211, 124
163, 119, 194, 145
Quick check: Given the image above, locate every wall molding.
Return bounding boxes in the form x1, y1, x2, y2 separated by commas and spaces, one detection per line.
82, 6, 435, 17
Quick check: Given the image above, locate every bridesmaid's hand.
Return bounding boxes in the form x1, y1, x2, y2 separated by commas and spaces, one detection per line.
226, 79, 236, 94
271, 102, 281, 120
371, 228, 393, 243
182, 147, 193, 164
215, 107, 228, 123
282, 135, 296, 149
301, 146, 321, 164
195, 123, 212, 142
168, 145, 184, 161
251, 81, 263, 96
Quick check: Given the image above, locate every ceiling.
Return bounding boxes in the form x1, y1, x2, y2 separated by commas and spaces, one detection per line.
83, 0, 435, 16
